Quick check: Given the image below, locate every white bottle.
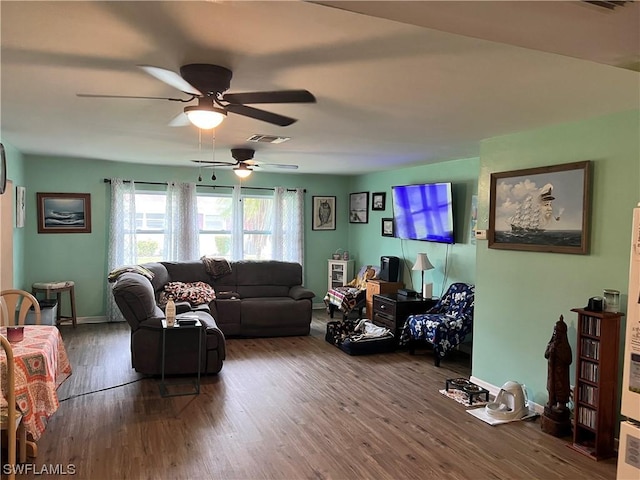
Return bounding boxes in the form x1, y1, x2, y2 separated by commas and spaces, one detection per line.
165, 295, 176, 327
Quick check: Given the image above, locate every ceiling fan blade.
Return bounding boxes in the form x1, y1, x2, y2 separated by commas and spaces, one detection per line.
255, 163, 299, 170
226, 104, 296, 127
222, 90, 316, 105
168, 112, 191, 127
191, 160, 237, 167
77, 93, 188, 102
138, 65, 203, 96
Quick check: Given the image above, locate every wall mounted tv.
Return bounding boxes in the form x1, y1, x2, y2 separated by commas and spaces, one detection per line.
391, 182, 455, 244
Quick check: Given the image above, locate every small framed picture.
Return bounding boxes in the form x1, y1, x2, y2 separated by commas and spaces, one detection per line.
37, 192, 92, 234
381, 218, 394, 237
349, 192, 369, 224
372, 192, 386, 211
16, 186, 26, 228
312, 196, 336, 231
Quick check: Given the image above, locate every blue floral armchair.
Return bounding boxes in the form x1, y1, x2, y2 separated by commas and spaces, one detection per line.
399, 282, 475, 366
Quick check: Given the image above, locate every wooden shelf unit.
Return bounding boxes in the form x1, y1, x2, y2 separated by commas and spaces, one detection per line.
568, 308, 623, 461
365, 279, 403, 319
327, 259, 354, 290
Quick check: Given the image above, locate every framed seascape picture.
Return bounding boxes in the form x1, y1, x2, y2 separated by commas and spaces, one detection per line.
312, 196, 336, 230
381, 218, 394, 237
372, 192, 386, 211
488, 161, 591, 254
37, 192, 92, 234
349, 191, 369, 224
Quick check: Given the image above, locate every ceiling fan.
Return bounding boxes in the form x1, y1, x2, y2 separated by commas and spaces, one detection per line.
192, 148, 298, 178
78, 64, 316, 128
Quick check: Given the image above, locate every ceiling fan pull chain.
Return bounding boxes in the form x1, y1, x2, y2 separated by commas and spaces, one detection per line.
197, 129, 203, 182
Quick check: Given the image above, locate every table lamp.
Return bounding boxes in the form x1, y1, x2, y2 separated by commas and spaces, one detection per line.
412, 253, 434, 299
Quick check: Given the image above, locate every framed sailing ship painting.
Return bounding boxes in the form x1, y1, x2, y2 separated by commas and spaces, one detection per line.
488, 161, 591, 254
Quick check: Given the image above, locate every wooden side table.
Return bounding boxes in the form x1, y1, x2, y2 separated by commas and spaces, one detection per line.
372, 293, 437, 342
32, 281, 77, 328
365, 279, 404, 320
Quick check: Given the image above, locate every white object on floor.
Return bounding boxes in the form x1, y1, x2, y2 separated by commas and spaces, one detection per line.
467, 405, 537, 426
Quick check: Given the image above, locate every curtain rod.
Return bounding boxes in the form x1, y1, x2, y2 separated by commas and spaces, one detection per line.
103, 179, 304, 192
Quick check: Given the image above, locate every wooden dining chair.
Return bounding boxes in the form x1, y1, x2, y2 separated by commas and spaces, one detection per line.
0, 297, 8, 326
0, 289, 40, 326
1, 334, 27, 480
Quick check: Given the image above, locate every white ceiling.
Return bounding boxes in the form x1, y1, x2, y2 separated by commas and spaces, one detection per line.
1, 1, 638, 175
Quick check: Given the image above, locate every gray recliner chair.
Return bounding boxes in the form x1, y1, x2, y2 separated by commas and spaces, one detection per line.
112, 272, 225, 376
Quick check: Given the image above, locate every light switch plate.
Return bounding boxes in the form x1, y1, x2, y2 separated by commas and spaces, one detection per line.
474, 229, 487, 240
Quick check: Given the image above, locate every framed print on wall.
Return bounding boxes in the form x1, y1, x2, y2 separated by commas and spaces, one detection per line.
381, 218, 394, 237
372, 192, 386, 211
16, 186, 25, 228
312, 196, 336, 230
488, 161, 591, 254
37, 192, 92, 234
349, 191, 369, 223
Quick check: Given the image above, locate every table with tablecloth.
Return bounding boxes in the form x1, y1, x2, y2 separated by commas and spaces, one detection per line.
1, 325, 72, 441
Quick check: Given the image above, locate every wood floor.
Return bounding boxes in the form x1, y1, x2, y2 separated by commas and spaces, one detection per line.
8, 312, 617, 480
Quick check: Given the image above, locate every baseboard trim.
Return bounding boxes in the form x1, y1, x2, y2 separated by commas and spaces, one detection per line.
75, 316, 109, 324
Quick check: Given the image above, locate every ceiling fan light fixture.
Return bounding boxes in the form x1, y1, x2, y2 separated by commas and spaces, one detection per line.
184, 105, 227, 129
234, 164, 253, 178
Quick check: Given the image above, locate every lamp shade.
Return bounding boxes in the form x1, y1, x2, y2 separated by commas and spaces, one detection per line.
184, 105, 227, 129
412, 253, 434, 271
233, 164, 252, 178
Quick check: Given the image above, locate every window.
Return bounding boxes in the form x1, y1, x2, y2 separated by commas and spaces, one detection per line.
241, 195, 273, 260
134, 193, 166, 263
197, 194, 233, 258
131, 187, 298, 263
196, 192, 274, 260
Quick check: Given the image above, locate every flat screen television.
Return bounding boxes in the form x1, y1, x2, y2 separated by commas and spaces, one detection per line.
391, 182, 455, 243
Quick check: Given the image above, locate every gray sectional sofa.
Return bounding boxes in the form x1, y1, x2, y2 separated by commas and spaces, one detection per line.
111, 260, 315, 375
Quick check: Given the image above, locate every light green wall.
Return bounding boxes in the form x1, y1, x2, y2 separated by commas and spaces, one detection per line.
11, 109, 639, 414
1, 139, 27, 288
346, 158, 479, 296
474, 109, 640, 406
21, 156, 351, 317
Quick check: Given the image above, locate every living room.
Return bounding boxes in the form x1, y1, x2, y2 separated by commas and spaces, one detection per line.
1, 1, 638, 478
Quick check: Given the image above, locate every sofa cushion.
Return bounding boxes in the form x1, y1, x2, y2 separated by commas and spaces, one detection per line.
162, 261, 211, 284
236, 285, 290, 298
234, 260, 302, 286
240, 297, 310, 327
142, 262, 171, 292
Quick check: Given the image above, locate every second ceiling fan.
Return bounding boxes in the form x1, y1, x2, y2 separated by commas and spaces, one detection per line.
193, 148, 297, 178
78, 63, 316, 128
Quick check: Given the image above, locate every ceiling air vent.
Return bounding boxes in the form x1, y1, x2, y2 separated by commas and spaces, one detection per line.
246, 134, 290, 144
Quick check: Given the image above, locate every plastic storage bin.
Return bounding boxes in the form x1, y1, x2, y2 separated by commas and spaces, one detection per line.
25, 299, 58, 325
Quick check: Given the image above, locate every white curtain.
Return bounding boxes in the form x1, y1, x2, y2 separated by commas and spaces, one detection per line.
164, 182, 200, 261
231, 185, 243, 260
272, 187, 304, 265
107, 179, 137, 322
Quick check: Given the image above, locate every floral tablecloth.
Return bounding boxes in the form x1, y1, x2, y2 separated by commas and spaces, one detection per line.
1, 326, 72, 440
